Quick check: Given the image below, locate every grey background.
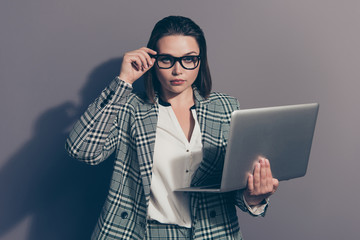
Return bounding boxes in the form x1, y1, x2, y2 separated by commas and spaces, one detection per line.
1, 0, 359, 239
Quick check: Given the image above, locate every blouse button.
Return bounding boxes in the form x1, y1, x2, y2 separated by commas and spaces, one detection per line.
186, 149, 189, 152
121, 211, 128, 219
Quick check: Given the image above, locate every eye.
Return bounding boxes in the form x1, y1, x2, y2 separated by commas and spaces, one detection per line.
182, 56, 197, 63
158, 56, 173, 64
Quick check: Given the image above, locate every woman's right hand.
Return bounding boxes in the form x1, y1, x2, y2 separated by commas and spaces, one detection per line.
118, 47, 157, 84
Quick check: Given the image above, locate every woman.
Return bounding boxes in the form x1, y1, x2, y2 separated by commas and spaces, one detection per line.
66, 16, 279, 239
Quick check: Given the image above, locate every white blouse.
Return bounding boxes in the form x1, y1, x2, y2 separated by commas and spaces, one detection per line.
147, 102, 202, 228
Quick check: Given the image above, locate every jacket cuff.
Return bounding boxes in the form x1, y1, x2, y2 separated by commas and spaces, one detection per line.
95, 76, 133, 110
233, 189, 268, 217
242, 194, 269, 216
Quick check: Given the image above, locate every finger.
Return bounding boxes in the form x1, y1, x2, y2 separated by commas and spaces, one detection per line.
129, 48, 157, 69
130, 56, 142, 71
151, 57, 156, 66
145, 51, 156, 68
143, 52, 154, 68
253, 162, 261, 191
247, 173, 254, 193
140, 49, 156, 69
140, 47, 157, 62
272, 178, 279, 193
134, 51, 150, 69
141, 47, 157, 55
265, 159, 273, 191
260, 158, 267, 189
266, 158, 273, 179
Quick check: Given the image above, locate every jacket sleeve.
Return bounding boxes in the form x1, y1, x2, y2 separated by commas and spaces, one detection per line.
65, 77, 133, 165
233, 189, 268, 217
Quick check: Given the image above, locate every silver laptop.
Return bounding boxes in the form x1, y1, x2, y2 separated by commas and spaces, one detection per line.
175, 103, 319, 193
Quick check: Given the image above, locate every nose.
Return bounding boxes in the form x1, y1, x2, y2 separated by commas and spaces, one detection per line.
172, 61, 182, 75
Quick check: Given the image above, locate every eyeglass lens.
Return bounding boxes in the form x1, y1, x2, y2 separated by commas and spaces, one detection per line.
156, 55, 200, 70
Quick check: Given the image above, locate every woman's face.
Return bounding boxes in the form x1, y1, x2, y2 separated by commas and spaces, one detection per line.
155, 35, 200, 99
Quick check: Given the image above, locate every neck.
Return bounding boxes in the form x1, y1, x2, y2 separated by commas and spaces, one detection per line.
160, 88, 195, 108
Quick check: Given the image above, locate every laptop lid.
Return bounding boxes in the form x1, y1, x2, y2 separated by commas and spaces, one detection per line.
175, 103, 319, 193
220, 103, 319, 192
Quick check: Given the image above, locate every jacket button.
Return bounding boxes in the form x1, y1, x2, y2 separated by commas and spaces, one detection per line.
121, 211, 128, 219
106, 94, 113, 100
210, 210, 216, 218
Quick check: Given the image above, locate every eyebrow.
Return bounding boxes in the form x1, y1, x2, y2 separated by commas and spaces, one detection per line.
157, 51, 199, 56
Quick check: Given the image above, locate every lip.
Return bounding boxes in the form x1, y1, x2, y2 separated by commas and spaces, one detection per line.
170, 79, 186, 85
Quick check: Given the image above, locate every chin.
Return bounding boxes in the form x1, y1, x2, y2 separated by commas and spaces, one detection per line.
162, 85, 191, 96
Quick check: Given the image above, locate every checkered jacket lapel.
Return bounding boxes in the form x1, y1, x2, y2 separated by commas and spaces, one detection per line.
191, 89, 231, 187
133, 100, 158, 203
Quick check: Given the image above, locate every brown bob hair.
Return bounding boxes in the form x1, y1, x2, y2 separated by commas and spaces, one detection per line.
144, 16, 212, 102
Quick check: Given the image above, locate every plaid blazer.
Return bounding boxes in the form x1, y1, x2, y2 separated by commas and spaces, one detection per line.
66, 77, 265, 239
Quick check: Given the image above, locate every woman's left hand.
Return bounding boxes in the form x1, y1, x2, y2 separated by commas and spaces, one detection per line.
243, 156, 279, 206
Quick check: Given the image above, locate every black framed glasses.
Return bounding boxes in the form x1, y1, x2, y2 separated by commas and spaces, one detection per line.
151, 54, 201, 70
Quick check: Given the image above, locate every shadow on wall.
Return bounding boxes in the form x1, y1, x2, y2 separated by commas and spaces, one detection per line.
0, 57, 145, 240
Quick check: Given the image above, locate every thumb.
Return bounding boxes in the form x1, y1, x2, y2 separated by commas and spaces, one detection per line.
272, 178, 279, 193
